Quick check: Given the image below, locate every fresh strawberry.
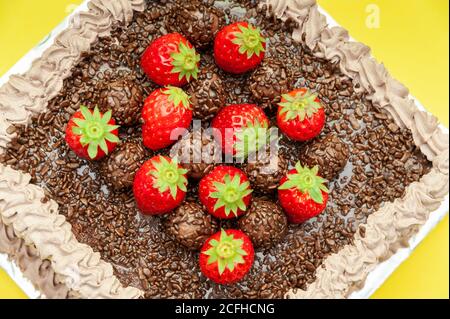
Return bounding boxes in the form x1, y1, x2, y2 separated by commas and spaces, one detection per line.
211, 104, 269, 157
65, 105, 119, 160
214, 22, 266, 74
199, 166, 252, 219
278, 162, 329, 224
199, 229, 254, 284
133, 155, 188, 215
277, 88, 326, 141
141, 33, 201, 87
141, 86, 193, 151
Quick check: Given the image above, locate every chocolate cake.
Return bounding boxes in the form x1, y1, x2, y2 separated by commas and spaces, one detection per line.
0, 0, 448, 299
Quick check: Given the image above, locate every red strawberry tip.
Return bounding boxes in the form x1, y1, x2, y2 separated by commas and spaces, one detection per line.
210, 173, 252, 217
231, 24, 266, 59
71, 105, 120, 159
278, 162, 329, 204
203, 229, 248, 275
150, 156, 188, 199
279, 89, 322, 122
170, 41, 201, 82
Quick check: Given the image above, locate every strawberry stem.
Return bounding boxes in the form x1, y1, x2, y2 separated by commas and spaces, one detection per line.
210, 174, 252, 217
170, 42, 201, 82
85, 122, 104, 139
163, 86, 191, 110
224, 188, 239, 203
149, 156, 188, 199
203, 230, 248, 275
278, 162, 330, 204
279, 90, 322, 121
232, 24, 266, 59
72, 105, 120, 159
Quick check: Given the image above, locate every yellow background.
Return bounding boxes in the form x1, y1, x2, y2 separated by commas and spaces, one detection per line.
0, 0, 448, 299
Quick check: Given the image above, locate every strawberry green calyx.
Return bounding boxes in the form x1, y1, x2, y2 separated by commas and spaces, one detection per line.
72, 105, 120, 159
234, 119, 269, 159
149, 156, 188, 199
163, 86, 192, 110
171, 42, 200, 82
210, 174, 252, 217
203, 229, 248, 275
279, 162, 329, 204
279, 90, 321, 121
232, 24, 266, 58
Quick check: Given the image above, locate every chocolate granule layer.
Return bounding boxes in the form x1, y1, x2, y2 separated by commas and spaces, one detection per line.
0, 0, 431, 298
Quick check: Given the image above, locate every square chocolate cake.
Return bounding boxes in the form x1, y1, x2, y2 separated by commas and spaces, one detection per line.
0, 0, 448, 299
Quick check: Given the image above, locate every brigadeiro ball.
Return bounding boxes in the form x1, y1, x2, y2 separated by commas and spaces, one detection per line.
299, 133, 350, 181
238, 198, 288, 249
165, 202, 219, 250
166, 1, 225, 49
186, 65, 226, 121
170, 129, 221, 180
242, 146, 289, 194
100, 142, 147, 190
98, 78, 144, 126
248, 57, 292, 111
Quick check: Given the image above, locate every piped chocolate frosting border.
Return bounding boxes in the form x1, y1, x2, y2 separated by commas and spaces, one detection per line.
0, 0, 448, 299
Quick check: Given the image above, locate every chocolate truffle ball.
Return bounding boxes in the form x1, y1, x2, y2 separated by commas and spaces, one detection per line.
98, 78, 144, 126
248, 58, 292, 111
166, 1, 225, 49
242, 146, 289, 194
100, 142, 147, 190
186, 66, 226, 121
238, 198, 288, 249
170, 129, 221, 180
299, 133, 350, 181
165, 202, 219, 250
